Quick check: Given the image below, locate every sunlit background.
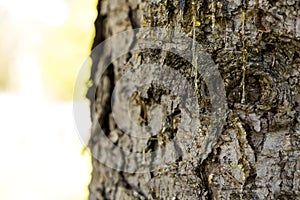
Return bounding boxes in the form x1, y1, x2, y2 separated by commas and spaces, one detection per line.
0, 0, 97, 199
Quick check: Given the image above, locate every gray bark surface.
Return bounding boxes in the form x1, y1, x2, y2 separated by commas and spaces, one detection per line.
87, 0, 300, 199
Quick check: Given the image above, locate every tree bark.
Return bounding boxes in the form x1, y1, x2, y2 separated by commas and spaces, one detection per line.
87, 0, 300, 199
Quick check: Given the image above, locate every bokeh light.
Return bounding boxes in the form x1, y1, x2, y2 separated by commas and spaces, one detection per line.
0, 0, 97, 199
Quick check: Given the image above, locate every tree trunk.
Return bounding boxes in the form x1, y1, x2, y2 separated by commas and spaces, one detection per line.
86, 0, 300, 199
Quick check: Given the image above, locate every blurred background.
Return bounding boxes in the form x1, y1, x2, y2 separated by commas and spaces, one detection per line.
0, 0, 97, 199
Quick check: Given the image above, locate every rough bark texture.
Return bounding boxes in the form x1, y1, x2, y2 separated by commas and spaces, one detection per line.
87, 0, 300, 199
